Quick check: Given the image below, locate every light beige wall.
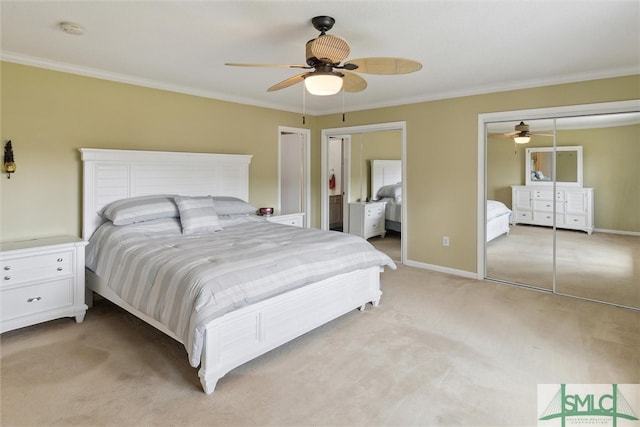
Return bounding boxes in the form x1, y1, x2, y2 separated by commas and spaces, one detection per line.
560, 125, 640, 232
2, 61, 638, 274
0, 62, 311, 241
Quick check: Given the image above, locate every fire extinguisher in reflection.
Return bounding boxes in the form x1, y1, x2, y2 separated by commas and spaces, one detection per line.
329, 169, 336, 190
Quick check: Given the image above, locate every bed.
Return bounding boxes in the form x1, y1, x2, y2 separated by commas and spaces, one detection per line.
486, 200, 512, 242
80, 148, 395, 395
371, 160, 402, 233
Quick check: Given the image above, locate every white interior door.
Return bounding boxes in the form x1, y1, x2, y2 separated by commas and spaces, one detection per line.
279, 127, 310, 227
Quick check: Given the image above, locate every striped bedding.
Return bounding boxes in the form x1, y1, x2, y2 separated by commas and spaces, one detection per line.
86, 216, 396, 367
379, 197, 402, 223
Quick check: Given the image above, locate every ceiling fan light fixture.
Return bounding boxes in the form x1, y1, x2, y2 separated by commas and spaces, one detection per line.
304, 73, 343, 96
514, 132, 531, 144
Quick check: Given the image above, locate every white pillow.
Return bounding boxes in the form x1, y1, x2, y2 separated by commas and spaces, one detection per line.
99, 195, 178, 225
377, 183, 402, 200
211, 196, 257, 215
174, 196, 222, 235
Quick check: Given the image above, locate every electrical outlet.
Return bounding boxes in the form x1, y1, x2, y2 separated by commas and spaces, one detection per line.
443, 236, 450, 246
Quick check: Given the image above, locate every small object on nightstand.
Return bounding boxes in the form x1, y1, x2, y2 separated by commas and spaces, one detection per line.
258, 207, 274, 216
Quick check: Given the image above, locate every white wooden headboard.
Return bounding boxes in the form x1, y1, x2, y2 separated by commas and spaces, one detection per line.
80, 148, 252, 239
371, 160, 401, 200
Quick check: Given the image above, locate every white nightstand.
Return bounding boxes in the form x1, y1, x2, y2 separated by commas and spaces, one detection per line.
348, 201, 387, 239
0, 236, 88, 333
265, 212, 305, 227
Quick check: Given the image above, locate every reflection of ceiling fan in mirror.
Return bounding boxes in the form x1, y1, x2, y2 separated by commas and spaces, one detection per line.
225, 16, 422, 96
489, 121, 554, 144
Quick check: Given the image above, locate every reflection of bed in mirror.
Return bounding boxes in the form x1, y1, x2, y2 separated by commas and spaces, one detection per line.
487, 200, 511, 242
371, 160, 402, 232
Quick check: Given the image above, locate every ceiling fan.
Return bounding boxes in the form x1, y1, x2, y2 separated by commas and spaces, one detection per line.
225, 16, 422, 96
489, 121, 554, 143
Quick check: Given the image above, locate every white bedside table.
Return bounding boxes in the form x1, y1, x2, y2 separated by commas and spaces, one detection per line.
264, 212, 305, 227
0, 236, 88, 333
348, 201, 387, 239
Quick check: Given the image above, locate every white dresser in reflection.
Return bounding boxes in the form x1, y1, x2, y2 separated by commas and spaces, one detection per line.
511, 185, 594, 234
348, 201, 387, 239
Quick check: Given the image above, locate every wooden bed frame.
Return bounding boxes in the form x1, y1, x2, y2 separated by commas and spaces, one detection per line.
80, 148, 384, 394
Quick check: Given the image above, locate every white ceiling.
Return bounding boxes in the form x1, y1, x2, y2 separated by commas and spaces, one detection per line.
1, 1, 639, 115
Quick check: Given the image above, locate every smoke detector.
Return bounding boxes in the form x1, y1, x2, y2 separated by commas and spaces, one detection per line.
59, 22, 85, 36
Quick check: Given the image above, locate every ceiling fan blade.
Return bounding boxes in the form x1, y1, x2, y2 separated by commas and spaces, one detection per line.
267, 73, 309, 92
345, 57, 422, 75
310, 34, 350, 64
225, 63, 308, 69
488, 133, 515, 139
342, 72, 367, 93
532, 132, 554, 137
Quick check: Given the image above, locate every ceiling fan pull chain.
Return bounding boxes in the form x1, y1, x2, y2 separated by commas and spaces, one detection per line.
342, 88, 345, 122
302, 83, 306, 125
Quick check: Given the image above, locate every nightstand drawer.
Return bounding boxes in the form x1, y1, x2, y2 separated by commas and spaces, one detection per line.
1, 250, 73, 286
365, 205, 384, 218
265, 213, 304, 227
1, 278, 73, 320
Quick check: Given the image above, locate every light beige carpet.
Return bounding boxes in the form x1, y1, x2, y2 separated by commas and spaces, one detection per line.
2, 262, 638, 426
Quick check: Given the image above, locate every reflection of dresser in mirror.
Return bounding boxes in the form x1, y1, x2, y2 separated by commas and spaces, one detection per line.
512, 145, 594, 234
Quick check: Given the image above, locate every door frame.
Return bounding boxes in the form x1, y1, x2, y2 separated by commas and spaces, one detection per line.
321, 121, 407, 263
328, 135, 352, 232
477, 99, 640, 280
278, 126, 311, 227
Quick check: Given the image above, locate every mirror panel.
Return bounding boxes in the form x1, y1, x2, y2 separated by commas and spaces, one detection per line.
485, 119, 554, 290
554, 112, 640, 308
526, 146, 583, 186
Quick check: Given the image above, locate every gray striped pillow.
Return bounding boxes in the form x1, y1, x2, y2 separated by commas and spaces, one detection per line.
175, 196, 222, 235
100, 195, 178, 225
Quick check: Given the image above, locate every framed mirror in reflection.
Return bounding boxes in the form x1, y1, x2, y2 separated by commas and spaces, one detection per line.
525, 146, 583, 187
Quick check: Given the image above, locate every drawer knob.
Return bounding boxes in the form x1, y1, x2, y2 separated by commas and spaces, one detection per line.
27, 296, 42, 303
57, 267, 64, 271
4, 276, 10, 281
57, 258, 63, 262
3, 266, 10, 271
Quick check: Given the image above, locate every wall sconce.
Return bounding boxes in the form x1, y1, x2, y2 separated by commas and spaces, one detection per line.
3, 140, 16, 179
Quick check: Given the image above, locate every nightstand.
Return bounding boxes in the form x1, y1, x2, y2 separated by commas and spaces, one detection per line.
0, 236, 88, 333
265, 212, 305, 227
348, 201, 387, 239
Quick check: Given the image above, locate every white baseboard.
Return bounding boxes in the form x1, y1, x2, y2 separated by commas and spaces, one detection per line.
404, 259, 478, 279
593, 228, 640, 236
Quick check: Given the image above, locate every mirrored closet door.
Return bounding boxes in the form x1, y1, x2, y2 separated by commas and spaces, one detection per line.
486, 118, 554, 290
554, 113, 640, 307
485, 110, 640, 309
